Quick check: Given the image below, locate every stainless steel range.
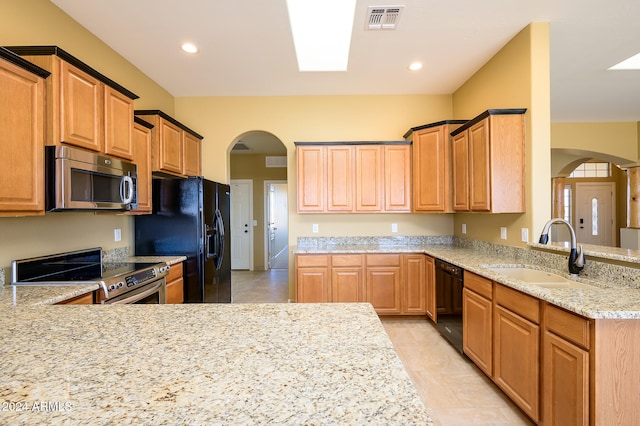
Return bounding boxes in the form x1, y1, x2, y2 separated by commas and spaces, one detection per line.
11, 248, 170, 304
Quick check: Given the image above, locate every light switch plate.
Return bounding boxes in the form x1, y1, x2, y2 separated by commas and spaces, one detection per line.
114, 228, 122, 242
500, 227, 507, 240
391, 223, 398, 233
312, 224, 319, 233
462, 224, 467, 234
521, 228, 529, 242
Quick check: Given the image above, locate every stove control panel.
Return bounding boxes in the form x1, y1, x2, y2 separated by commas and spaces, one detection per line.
126, 269, 157, 288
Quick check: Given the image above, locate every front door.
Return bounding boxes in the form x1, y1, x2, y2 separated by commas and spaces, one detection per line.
230, 180, 252, 270
574, 182, 615, 246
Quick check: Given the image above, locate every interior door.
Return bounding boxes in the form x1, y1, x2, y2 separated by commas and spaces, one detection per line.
574, 182, 615, 246
230, 180, 252, 270
267, 182, 289, 269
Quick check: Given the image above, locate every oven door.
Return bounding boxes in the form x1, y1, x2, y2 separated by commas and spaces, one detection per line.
103, 278, 166, 304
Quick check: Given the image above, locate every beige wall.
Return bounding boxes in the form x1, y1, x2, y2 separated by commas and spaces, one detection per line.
230, 154, 287, 270
451, 23, 551, 246
0, 0, 174, 268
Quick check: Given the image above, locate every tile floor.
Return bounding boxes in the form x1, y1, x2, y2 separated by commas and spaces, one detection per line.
231, 270, 534, 426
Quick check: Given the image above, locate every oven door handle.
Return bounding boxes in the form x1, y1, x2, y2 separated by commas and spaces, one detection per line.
107, 280, 164, 305
120, 176, 134, 204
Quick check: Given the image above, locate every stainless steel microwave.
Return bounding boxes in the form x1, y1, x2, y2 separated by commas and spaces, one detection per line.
46, 146, 137, 211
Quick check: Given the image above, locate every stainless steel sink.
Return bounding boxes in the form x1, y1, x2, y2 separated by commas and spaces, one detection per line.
483, 266, 596, 289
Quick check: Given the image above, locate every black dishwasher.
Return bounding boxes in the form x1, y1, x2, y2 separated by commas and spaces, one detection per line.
434, 259, 464, 353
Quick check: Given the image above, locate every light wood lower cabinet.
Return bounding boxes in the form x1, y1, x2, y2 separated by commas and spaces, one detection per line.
542, 303, 590, 426
295, 255, 330, 303
462, 272, 493, 376
366, 254, 402, 314
493, 284, 540, 423
165, 262, 184, 304
296, 253, 426, 315
331, 255, 364, 303
425, 256, 436, 321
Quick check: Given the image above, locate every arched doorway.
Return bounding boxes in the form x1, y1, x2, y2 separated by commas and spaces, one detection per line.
229, 131, 288, 271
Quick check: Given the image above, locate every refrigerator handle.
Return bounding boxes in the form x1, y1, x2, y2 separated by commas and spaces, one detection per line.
214, 209, 224, 270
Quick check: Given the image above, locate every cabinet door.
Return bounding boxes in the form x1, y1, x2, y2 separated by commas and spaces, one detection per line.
403, 254, 426, 314
165, 263, 185, 304
412, 126, 448, 211
326, 145, 354, 211
332, 268, 364, 302
384, 145, 411, 212
0, 58, 45, 215
463, 288, 492, 375
296, 146, 325, 212
543, 331, 589, 426
104, 85, 133, 160
452, 131, 469, 211
296, 267, 330, 302
468, 119, 491, 211
366, 267, 401, 314
131, 121, 152, 213
157, 117, 183, 174
183, 131, 201, 176
494, 304, 540, 422
425, 256, 436, 321
60, 61, 102, 152
355, 145, 383, 212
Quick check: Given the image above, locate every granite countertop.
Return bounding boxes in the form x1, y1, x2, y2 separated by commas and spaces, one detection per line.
0, 303, 432, 425
294, 242, 640, 320
1, 256, 186, 307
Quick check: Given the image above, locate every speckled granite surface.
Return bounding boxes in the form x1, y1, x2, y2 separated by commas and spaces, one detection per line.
0, 303, 432, 425
1, 254, 186, 307
295, 236, 640, 320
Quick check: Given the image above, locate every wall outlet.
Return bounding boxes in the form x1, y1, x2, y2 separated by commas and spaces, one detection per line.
391, 223, 398, 233
312, 224, 319, 233
114, 228, 122, 242
462, 224, 467, 234
521, 228, 529, 242
500, 227, 507, 240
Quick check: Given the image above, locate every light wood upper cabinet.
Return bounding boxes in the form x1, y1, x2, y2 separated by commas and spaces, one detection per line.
135, 110, 203, 177
183, 131, 202, 176
0, 49, 48, 216
356, 145, 383, 212
297, 145, 326, 212
406, 121, 466, 212
327, 145, 355, 212
11, 46, 138, 159
130, 118, 153, 214
384, 144, 411, 212
451, 109, 526, 213
60, 60, 103, 152
104, 85, 134, 160
295, 142, 411, 213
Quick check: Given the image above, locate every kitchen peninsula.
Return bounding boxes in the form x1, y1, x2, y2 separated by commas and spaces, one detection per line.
0, 303, 432, 425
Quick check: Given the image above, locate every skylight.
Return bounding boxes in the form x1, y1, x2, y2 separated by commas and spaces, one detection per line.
286, 0, 356, 72
609, 52, 640, 70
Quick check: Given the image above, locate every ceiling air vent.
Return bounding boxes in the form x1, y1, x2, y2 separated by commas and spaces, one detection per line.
232, 142, 251, 151
365, 5, 404, 30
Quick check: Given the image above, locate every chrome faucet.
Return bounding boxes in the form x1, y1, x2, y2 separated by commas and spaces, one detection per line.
538, 218, 585, 275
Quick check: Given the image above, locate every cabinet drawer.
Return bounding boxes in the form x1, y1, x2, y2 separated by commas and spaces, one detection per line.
166, 262, 183, 282
331, 254, 363, 267
366, 254, 401, 267
495, 283, 540, 324
465, 271, 493, 299
296, 255, 329, 268
544, 303, 591, 349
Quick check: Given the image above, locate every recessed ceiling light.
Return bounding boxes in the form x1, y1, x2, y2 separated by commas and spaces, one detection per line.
286, 0, 356, 72
181, 43, 199, 54
609, 52, 640, 70
408, 62, 423, 71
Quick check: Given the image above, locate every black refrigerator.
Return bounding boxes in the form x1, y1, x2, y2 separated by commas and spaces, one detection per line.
134, 176, 231, 303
